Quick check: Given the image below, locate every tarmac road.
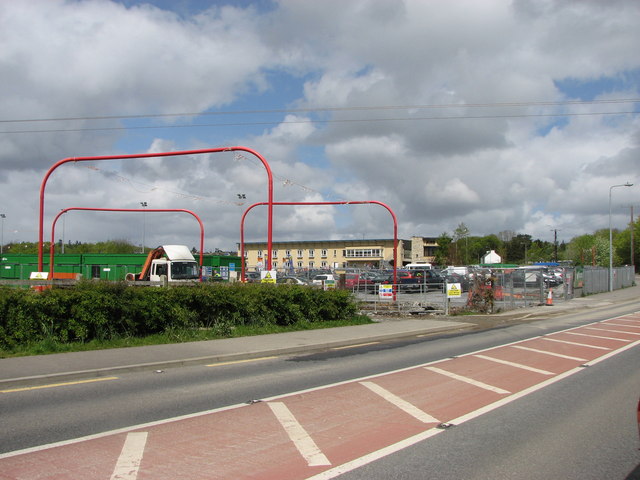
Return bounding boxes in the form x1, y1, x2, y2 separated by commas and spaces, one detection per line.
0, 281, 638, 479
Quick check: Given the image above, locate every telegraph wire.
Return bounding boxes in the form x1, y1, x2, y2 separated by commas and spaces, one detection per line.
0, 98, 638, 124
1, 110, 638, 134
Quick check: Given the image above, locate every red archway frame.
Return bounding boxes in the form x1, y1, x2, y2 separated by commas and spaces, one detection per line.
49, 208, 205, 279
239, 201, 398, 292
38, 147, 274, 271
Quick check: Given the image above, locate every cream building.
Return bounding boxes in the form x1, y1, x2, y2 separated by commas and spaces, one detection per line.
239, 236, 439, 272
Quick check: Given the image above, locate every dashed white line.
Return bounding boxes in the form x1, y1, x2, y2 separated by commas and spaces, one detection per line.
510, 345, 587, 362
584, 326, 640, 336
424, 366, 510, 394
267, 402, 331, 467
359, 381, 440, 424
473, 354, 554, 375
604, 322, 640, 329
110, 432, 148, 480
541, 337, 611, 350
331, 342, 380, 351
563, 331, 631, 342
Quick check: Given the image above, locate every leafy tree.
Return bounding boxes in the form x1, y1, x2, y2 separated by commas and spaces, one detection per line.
504, 234, 532, 264
613, 217, 639, 268
565, 234, 595, 266
468, 234, 502, 264
434, 232, 452, 266
453, 223, 470, 264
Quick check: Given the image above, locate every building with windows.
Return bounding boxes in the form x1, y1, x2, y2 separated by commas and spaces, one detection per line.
239, 236, 439, 272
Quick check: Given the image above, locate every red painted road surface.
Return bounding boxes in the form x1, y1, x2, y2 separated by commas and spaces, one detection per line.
2, 314, 639, 479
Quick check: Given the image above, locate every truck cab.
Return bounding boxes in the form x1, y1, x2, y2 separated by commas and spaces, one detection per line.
150, 258, 200, 282
127, 245, 200, 283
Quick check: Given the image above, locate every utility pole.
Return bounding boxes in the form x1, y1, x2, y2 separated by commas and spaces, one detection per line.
140, 201, 147, 253
549, 228, 560, 263
622, 205, 636, 269
0, 213, 5, 255
632, 205, 635, 270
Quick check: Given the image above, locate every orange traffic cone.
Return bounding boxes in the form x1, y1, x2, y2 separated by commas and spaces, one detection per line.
546, 289, 553, 306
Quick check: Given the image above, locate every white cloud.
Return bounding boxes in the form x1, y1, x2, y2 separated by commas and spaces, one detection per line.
0, 0, 638, 252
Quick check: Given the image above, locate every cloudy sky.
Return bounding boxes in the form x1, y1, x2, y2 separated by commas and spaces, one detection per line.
1, 0, 639, 253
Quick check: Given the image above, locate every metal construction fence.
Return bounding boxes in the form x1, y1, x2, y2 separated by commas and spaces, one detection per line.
347, 265, 637, 315
580, 265, 636, 295
1, 264, 635, 316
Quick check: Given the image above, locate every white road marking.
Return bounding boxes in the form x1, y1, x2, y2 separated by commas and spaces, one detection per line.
604, 322, 640, 329
540, 337, 611, 350
267, 402, 331, 467
305, 428, 445, 480
110, 432, 148, 480
473, 354, 554, 375
584, 326, 640, 336
424, 366, 510, 394
3, 313, 637, 476
581, 338, 640, 366
563, 331, 631, 342
308, 337, 640, 480
359, 381, 440, 423
510, 345, 587, 362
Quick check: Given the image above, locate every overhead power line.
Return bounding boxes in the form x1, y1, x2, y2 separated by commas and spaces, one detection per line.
1, 98, 638, 124
0, 110, 637, 134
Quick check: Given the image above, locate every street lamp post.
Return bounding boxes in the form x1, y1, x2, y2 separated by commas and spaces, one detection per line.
0, 214, 5, 255
60, 209, 66, 254
609, 182, 633, 291
140, 202, 147, 253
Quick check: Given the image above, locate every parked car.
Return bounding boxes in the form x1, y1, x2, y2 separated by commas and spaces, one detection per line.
345, 273, 375, 290
312, 273, 335, 285
244, 271, 261, 283
276, 276, 309, 285
369, 271, 394, 284
443, 272, 470, 292
397, 269, 444, 292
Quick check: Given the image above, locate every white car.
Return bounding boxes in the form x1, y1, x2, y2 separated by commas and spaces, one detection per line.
312, 274, 335, 285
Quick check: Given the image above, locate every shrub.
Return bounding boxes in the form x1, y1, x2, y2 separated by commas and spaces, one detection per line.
0, 281, 361, 349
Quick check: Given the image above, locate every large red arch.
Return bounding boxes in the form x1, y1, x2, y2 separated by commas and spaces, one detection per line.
38, 147, 274, 271
239, 201, 398, 289
49, 208, 205, 279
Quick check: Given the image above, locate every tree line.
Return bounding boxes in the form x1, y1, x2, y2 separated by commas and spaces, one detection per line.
434, 220, 639, 269
3, 240, 153, 255
2, 219, 638, 270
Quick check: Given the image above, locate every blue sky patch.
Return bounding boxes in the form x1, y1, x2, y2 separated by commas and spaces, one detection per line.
554, 69, 640, 100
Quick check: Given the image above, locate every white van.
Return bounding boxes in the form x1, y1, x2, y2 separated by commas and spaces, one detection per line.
312, 274, 335, 285
405, 262, 432, 270
441, 266, 469, 276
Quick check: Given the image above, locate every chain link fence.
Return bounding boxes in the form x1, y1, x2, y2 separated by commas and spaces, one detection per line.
348, 265, 636, 315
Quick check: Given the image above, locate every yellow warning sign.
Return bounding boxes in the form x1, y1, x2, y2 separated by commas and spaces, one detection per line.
30, 272, 50, 280
261, 270, 276, 283
447, 283, 462, 298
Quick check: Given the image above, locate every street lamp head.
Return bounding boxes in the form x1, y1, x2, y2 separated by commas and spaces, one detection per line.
624, 182, 633, 187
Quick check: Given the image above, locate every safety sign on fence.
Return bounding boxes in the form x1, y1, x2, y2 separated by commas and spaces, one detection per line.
378, 284, 393, 300
261, 270, 277, 283
447, 282, 462, 298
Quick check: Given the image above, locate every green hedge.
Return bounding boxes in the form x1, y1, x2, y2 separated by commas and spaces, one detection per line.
0, 282, 359, 349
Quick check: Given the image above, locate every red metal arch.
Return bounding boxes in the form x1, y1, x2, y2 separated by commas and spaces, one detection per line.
239, 201, 398, 288
38, 147, 274, 271
49, 208, 205, 278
